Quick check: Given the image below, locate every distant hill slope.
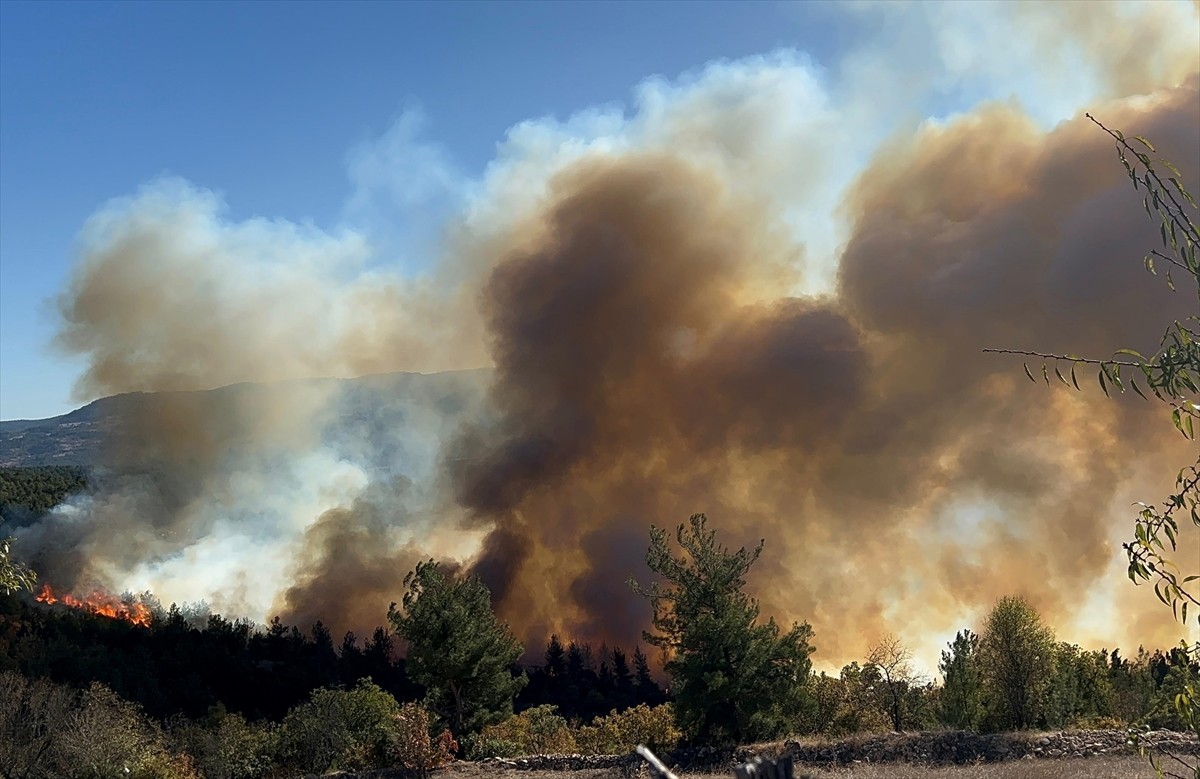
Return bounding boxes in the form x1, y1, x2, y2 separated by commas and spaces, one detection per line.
0, 369, 489, 468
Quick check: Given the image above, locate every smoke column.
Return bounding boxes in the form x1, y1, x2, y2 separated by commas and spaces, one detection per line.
10, 1, 1199, 666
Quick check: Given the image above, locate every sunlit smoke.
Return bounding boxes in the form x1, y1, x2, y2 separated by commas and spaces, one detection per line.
9, 1, 1199, 669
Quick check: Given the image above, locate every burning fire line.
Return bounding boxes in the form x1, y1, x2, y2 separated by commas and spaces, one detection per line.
35, 584, 153, 627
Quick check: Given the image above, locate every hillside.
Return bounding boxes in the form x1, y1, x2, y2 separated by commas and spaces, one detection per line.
0, 369, 489, 468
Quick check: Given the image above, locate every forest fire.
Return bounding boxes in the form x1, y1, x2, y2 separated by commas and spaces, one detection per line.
35, 584, 153, 627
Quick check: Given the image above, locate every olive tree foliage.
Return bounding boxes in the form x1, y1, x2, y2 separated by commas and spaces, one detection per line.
986, 115, 1199, 625
985, 116, 1198, 776
388, 560, 526, 739
0, 537, 36, 595
630, 513, 815, 746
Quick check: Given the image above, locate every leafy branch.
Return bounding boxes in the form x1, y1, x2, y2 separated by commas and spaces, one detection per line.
987, 113, 1198, 777
0, 536, 37, 595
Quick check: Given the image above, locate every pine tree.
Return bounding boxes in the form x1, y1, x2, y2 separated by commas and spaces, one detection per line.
544, 635, 566, 679
939, 629, 981, 729
389, 560, 526, 737
631, 514, 815, 744
611, 646, 635, 709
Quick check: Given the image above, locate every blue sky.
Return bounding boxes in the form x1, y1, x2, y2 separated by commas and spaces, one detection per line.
0, 1, 858, 420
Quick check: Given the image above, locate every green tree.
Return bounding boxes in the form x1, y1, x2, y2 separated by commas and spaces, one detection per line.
939, 629, 982, 730
630, 513, 815, 745
276, 679, 401, 773
0, 537, 36, 595
978, 596, 1056, 730
1044, 643, 1116, 729
829, 662, 889, 735
388, 560, 526, 738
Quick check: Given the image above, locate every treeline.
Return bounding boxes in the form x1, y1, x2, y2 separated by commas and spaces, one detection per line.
2, 584, 1195, 779
0, 594, 666, 725
0, 465, 88, 526
2, 509, 1198, 778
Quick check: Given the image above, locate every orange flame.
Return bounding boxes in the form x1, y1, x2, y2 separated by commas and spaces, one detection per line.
36, 584, 153, 627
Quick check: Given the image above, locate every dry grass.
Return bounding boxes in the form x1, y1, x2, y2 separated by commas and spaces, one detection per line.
678, 755, 1195, 778
440, 754, 1199, 779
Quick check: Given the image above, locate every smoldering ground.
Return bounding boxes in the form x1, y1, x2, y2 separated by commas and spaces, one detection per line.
11, 2, 1200, 665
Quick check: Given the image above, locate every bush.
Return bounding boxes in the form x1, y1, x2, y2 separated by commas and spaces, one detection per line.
463, 733, 524, 760
467, 705, 576, 758
575, 704, 681, 755
168, 709, 276, 779
55, 681, 199, 779
0, 673, 200, 779
0, 671, 74, 777
276, 679, 402, 773
390, 702, 457, 775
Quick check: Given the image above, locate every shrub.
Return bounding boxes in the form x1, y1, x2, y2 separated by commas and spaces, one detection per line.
575, 704, 681, 755
276, 679, 402, 773
463, 733, 523, 760
467, 704, 576, 758
390, 702, 457, 775
57, 682, 199, 779
0, 671, 74, 777
169, 710, 276, 779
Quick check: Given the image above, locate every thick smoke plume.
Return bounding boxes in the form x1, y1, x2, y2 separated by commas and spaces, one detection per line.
451, 85, 1199, 660
10, 2, 1199, 667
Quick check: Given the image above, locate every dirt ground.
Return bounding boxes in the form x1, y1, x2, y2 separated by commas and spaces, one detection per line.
440, 754, 1198, 779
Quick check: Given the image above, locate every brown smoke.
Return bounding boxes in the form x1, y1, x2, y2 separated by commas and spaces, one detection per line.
17, 7, 1200, 665
452, 83, 1199, 660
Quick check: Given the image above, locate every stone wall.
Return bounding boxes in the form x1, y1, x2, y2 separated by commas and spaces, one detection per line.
470, 729, 1199, 774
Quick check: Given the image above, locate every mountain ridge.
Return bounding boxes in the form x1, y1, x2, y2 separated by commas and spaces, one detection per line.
0, 368, 490, 468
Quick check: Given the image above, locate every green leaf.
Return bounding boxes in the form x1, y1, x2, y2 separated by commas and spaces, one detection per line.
1071, 365, 1080, 391
1099, 369, 1109, 397
1131, 380, 1147, 400
1133, 135, 1156, 151
1023, 363, 1036, 383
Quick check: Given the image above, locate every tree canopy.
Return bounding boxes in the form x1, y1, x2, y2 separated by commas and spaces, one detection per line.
978, 596, 1056, 730
631, 513, 815, 745
388, 560, 526, 738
